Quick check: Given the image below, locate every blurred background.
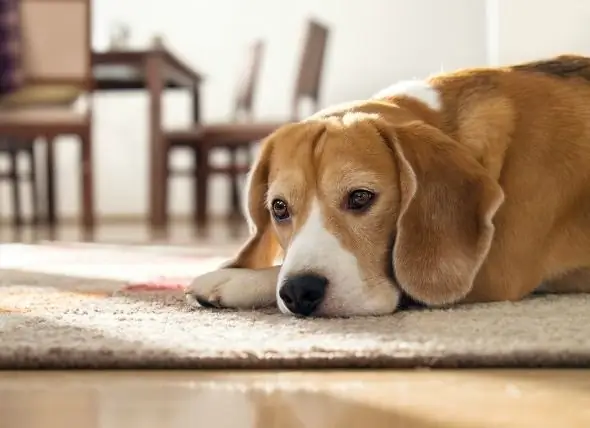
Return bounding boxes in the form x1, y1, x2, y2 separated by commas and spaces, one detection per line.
1, 0, 589, 244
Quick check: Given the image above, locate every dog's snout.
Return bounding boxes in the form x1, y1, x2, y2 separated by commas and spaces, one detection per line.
279, 273, 328, 316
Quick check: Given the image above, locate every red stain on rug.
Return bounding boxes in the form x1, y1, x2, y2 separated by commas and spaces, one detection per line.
122, 277, 192, 292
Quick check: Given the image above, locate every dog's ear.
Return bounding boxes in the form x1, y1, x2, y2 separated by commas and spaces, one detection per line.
223, 136, 281, 269
378, 120, 504, 306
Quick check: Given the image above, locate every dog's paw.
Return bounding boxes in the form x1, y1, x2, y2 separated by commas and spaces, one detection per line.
185, 267, 280, 310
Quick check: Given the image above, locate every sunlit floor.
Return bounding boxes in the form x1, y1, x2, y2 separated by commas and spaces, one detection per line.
2, 220, 590, 427
0, 218, 249, 246
1, 370, 589, 428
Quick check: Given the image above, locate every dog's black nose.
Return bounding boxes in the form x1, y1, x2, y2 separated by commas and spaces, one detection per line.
279, 273, 328, 316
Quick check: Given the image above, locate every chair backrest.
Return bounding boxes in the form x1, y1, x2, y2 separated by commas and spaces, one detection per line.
232, 40, 265, 121
291, 19, 330, 120
19, 0, 91, 90
0, 0, 24, 95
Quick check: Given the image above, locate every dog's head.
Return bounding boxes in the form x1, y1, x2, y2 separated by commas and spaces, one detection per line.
228, 104, 504, 317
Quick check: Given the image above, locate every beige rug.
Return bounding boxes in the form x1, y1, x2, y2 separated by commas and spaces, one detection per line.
1, 243, 590, 369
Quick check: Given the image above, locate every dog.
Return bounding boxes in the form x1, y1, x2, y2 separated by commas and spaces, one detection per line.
186, 54, 590, 317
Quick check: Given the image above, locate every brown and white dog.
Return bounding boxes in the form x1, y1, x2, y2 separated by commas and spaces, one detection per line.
186, 55, 590, 317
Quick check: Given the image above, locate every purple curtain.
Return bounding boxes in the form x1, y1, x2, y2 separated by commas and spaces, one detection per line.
0, 0, 23, 95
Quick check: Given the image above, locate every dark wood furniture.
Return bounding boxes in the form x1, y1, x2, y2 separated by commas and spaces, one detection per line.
164, 19, 330, 227
289, 19, 330, 121
0, 138, 39, 226
92, 47, 204, 230
165, 39, 272, 228
0, 0, 94, 232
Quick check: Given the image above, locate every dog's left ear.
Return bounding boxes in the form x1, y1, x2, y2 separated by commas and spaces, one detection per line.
377, 120, 504, 306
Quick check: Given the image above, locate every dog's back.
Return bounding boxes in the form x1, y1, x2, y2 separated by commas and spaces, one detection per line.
509, 54, 590, 82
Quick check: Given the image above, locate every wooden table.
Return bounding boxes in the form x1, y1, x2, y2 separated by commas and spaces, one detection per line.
92, 48, 204, 229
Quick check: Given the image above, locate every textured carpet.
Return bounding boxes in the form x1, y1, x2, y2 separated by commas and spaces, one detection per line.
1, 243, 590, 369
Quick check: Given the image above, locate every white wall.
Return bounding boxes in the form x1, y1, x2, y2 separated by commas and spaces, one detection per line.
2, 0, 489, 220
490, 0, 590, 65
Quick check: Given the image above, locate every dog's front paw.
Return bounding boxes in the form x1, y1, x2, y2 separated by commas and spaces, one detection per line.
185, 267, 280, 310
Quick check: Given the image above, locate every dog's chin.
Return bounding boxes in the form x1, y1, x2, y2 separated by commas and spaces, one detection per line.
310, 287, 424, 317
278, 300, 400, 318
310, 291, 401, 318
313, 307, 396, 318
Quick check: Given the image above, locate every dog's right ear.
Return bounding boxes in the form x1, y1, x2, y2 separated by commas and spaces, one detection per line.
375, 119, 504, 306
223, 135, 281, 269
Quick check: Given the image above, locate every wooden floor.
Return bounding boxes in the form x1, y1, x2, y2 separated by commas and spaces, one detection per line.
1, 370, 589, 427
0, 219, 249, 246
2, 221, 590, 427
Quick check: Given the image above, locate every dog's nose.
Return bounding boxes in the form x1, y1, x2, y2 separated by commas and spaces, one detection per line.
279, 273, 328, 316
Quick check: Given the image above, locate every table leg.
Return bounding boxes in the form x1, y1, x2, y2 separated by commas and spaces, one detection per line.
191, 80, 206, 227
146, 52, 167, 230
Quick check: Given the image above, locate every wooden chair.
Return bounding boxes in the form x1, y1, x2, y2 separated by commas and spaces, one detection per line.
0, 0, 94, 231
163, 19, 330, 227
0, 138, 39, 227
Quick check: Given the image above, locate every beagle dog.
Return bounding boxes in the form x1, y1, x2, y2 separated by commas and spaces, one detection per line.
187, 54, 590, 317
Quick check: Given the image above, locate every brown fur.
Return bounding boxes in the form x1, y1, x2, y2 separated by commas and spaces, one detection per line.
195, 54, 590, 313
510, 54, 590, 82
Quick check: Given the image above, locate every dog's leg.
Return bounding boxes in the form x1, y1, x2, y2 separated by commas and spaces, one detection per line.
185, 265, 281, 309
536, 268, 590, 294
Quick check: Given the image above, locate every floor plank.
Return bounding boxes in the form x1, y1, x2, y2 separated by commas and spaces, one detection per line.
0, 370, 588, 427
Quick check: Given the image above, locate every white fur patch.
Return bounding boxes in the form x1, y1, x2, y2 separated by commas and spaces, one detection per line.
373, 80, 442, 111
186, 267, 279, 309
276, 200, 399, 316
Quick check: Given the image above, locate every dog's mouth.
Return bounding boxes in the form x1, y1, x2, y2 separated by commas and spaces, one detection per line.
387, 235, 425, 311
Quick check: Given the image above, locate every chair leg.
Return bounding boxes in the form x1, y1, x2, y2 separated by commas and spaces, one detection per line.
151, 140, 170, 235
228, 146, 241, 220
233, 144, 253, 221
8, 147, 22, 228
195, 145, 210, 227
27, 142, 39, 226
163, 143, 170, 228
80, 130, 95, 234
192, 147, 199, 223
244, 144, 253, 169
45, 136, 57, 227
242, 143, 254, 202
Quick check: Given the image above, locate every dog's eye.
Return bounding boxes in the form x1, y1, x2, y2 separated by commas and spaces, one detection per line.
346, 189, 375, 212
271, 199, 290, 221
